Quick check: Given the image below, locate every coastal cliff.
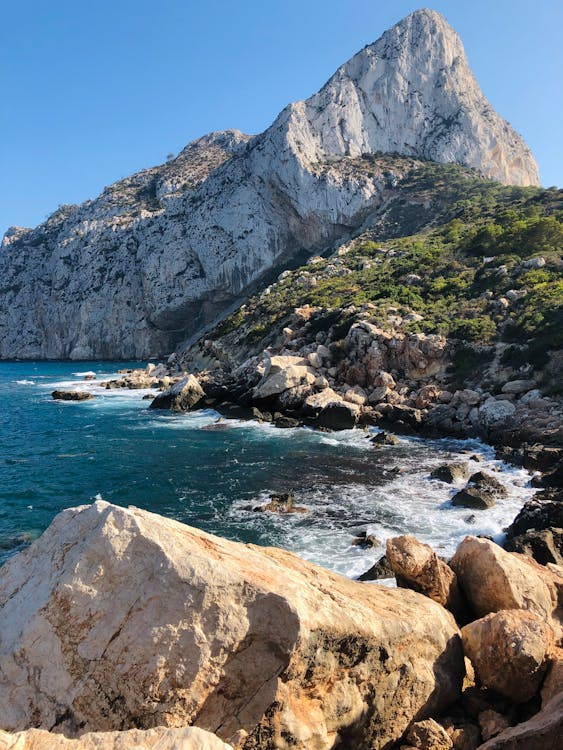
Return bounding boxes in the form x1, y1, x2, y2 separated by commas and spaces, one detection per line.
0, 9, 539, 360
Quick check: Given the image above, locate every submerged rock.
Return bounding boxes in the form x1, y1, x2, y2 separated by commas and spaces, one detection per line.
51, 390, 93, 401
0, 501, 464, 749
370, 431, 400, 447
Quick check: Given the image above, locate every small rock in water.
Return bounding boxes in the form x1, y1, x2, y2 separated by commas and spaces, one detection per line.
351, 531, 381, 549
451, 471, 508, 510
430, 463, 471, 483
370, 431, 400, 447
254, 493, 307, 514
52, 390, 94, 401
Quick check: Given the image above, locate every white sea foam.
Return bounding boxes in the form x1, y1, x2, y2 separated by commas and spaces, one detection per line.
227, 434, 537, 579
71, 371, 97, 377
15, 379, 35, 385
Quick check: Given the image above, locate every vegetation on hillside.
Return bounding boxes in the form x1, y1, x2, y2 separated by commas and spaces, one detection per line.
213, 163, 562, 372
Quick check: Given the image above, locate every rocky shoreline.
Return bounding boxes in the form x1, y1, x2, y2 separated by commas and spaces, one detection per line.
53, 351, 562, 573
0, 500, 561, 750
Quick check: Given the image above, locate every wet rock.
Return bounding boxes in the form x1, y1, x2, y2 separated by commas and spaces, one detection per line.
251, 406, 273, 422
149, 374, 204, 411
356, 555, 394, 581
317, 401, 360, 430
406, 718, 453, 749
0, 501, 464, 748
461, 609, 554, 703
386, 536, 467, 621
254, 493, 307, 513
431, 463, 471, 483
371, 431, 400, 446
450, 536, 557, 624
503, 490, 563, 565
351, 531, 381, 549
468, 471, 508, 497
451, 472, 507, 510
451, 487, 496, 510
273, 413, 302, 429
504, 529, 563, 567
51, 390, 93, 401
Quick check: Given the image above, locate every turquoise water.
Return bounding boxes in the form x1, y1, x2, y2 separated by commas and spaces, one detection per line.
0, 362, 536, 577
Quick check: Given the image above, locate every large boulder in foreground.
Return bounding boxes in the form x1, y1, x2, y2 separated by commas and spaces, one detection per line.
0, 727, 232, 750
0, 501, 463, 750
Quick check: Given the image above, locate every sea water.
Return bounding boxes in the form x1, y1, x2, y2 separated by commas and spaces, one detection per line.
0, 362, 536, 577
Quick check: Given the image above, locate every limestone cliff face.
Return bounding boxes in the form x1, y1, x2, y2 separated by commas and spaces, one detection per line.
0, 9, 539, 360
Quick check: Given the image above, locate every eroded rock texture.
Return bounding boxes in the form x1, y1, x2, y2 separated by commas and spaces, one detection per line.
0, 501, 463, 749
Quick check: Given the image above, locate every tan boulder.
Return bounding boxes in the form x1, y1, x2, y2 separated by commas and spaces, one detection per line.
0, 501, 464, 750
252, 355, 315, 399
476, 692, 563, 749
0, 727, 232, 750
386, 536, 467, 621
449, 537, 557, 624
303, 387, 344, 411
406, 718, 453, 749
461, 610, 554, 703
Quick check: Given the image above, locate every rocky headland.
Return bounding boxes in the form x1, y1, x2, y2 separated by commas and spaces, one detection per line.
0, 500, 561, 749
1, 6, 561, 749
0, 9, 541, 360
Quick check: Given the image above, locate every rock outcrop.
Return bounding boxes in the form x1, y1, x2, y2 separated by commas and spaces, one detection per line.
0, 501, 463, 749
0, 10, 539, 360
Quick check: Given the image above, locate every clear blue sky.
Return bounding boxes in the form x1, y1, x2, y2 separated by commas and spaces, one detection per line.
1, 0, 561, 236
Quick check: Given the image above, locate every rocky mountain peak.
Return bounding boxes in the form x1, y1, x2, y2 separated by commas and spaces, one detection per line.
279, 9, 539, 187
0, 10, 542, 360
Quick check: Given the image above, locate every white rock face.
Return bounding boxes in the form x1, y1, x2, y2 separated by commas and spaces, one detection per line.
0, 501, 463, 749
0, 10, 539, 360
